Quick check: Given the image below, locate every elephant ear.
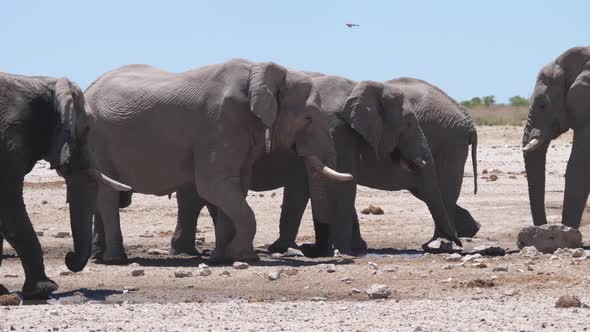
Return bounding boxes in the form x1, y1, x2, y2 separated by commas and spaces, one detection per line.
567, 61, 590, 118
341, 81, 384, 154
248, 62, 287, 128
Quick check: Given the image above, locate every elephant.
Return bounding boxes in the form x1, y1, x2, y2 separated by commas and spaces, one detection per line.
85, 59, 352, 266
0, 73, 131, 298
523, 46, 590, 228
170, 75, 465, 256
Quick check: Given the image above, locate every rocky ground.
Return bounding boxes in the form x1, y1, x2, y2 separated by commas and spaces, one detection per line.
2, 126, 590, 331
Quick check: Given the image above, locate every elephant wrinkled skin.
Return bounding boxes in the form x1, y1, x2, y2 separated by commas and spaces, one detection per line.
523, 46, 590, 228
0, 73, 130, 298
171, 75, 471, 256
86, 59, 351, 265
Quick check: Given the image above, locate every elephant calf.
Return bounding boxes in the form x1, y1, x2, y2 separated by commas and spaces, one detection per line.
0, 73, 130, 298
523, 46, 590, 228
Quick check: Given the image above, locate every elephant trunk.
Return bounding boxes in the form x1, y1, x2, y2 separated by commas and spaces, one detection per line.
523, 121, 550, 226
64, 173, 98, 272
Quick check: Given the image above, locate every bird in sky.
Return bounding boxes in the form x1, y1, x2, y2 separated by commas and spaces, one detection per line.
346, 23, 360, 28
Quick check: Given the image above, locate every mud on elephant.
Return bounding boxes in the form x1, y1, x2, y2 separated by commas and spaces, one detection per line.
0, 73, 131, 298
87, 59, 352, 265
523, 46, 590, 228
170, 75, 464, 257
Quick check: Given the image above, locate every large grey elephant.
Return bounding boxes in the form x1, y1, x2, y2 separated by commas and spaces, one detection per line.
85, 59, 352, 266
170, 75, 465, 256
0, 73, 131, 298
523, 46, 590, 227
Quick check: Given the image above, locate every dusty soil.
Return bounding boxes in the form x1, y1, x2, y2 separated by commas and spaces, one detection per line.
2, 126, 590, 331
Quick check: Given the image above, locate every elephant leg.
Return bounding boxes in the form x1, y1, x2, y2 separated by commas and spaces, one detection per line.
350, 210, 368, 253
268, 180, 310, 253
209, 209, 235, 264
300, 216, 333, 258
95, 188, 127, 265
454, 205, 480, 238
170, 185, 206, 256
91, 213, 105, 260
329, 181, 357, 255
0, 234, 3, 267
562, 130, 590, 228
0, 182, 57, 299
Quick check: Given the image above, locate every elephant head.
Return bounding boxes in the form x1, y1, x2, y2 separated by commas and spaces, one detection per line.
522, 46, 590, 226
342, 80, 430, 169
46, 78, 132, 272
248, 62, 352, 182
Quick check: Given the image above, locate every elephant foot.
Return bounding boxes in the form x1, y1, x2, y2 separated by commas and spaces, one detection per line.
267, 239, 298, 254
455, 219, 481, 238
208, 248, 231, 265
300, 243, 334, 258
95, 252, 129, 265
351, 238, 368, 254
91, 247, 104, 260
169, 246, 201, 256
22, 278, 58, 300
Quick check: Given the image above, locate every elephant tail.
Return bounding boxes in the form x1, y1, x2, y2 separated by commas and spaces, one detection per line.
470, 129, 478, 195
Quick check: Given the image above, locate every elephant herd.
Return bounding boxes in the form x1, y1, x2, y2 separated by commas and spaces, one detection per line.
0, 46, 588, 299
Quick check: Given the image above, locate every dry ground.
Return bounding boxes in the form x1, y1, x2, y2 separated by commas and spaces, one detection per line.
2, 126, 590, 331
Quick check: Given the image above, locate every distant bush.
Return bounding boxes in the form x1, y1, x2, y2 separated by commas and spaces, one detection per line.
467, 105, 528, 126
482, 95, 495, 107
509, 95, 529, 107
461, 96, 496, 108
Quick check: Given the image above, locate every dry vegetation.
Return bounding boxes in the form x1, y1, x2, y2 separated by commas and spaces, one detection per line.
466, 105, 528, 126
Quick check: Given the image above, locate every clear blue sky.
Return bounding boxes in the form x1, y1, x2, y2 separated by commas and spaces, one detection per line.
1, 1, 587, 103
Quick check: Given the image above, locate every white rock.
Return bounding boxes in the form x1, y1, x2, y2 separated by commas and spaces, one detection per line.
351, 288, 362, 294
368, 262, 378, 270
147, 248, 166, 255
198, 268, 212, 277
326, 264, 336, 273
519, 246, 539, 257
268, 271, 281, 281
53, 232, 70, 239
445, 253, 462, 262
571, 248, 585, 258
284, 248, 304, 257
340, 277, 353, 284
493, 264, 509, 272
219, 270, 230, 277
366, 284, 392, 299
123, 286, 138, 292
232, 262, 249, 270
461, 254, 482, 262
198, 263, 209, 269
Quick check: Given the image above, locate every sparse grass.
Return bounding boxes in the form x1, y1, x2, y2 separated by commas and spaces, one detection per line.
466, 105, 528, 126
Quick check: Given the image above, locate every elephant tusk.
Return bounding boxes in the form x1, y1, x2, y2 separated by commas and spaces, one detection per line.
305, 155, 353, 182
522, 138, 544, 152
86, 169, 133, 192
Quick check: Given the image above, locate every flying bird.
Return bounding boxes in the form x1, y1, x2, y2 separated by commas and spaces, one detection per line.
346, 23, 360, 28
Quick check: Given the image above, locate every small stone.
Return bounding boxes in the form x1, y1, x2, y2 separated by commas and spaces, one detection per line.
368, 262, 378, 270
174, 270, 192, 278
282, 268, 299, 276
284, 248, 304, 257
445, 253, 463, 262
366, 284, 392, 299
462, 254, 482, 262
471, 244, 506, 256
147, 248, 166, 255
198, 268, 212, 277
493, 264, 509, 272
268, 271, 281, 281
232, 262, 249, 270
555, 295, 582, 308
0, 294, 20, 306
360, 205, 384, 215
36, 231, 44, 236
41, 200, 48, 205
488, 174, 498, 181
482, 169, 488, 174
131, 269, 145, 277
443, 264, 453, 270
326, 264, 336, 273
550, 255, 558, 260
424, 238, 462, 254
519, 246, 539, 257
123, 286, 138, 292
53, 232, 70, 239
49, 310, 59, 316
310, 297, 327, 302
472, 262, 487, 268
59, 270, 73, 276
517, 224, 583, 254
219, 270, 230, 277
351, 288, 362, 294
503, 289, 519, 297
340, 277, 353, 284
571, 248, 585, 258
4, 274, 18, 278
198, 263, 209, 269
271, 253, 284, 259
139, 232, 154, 238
